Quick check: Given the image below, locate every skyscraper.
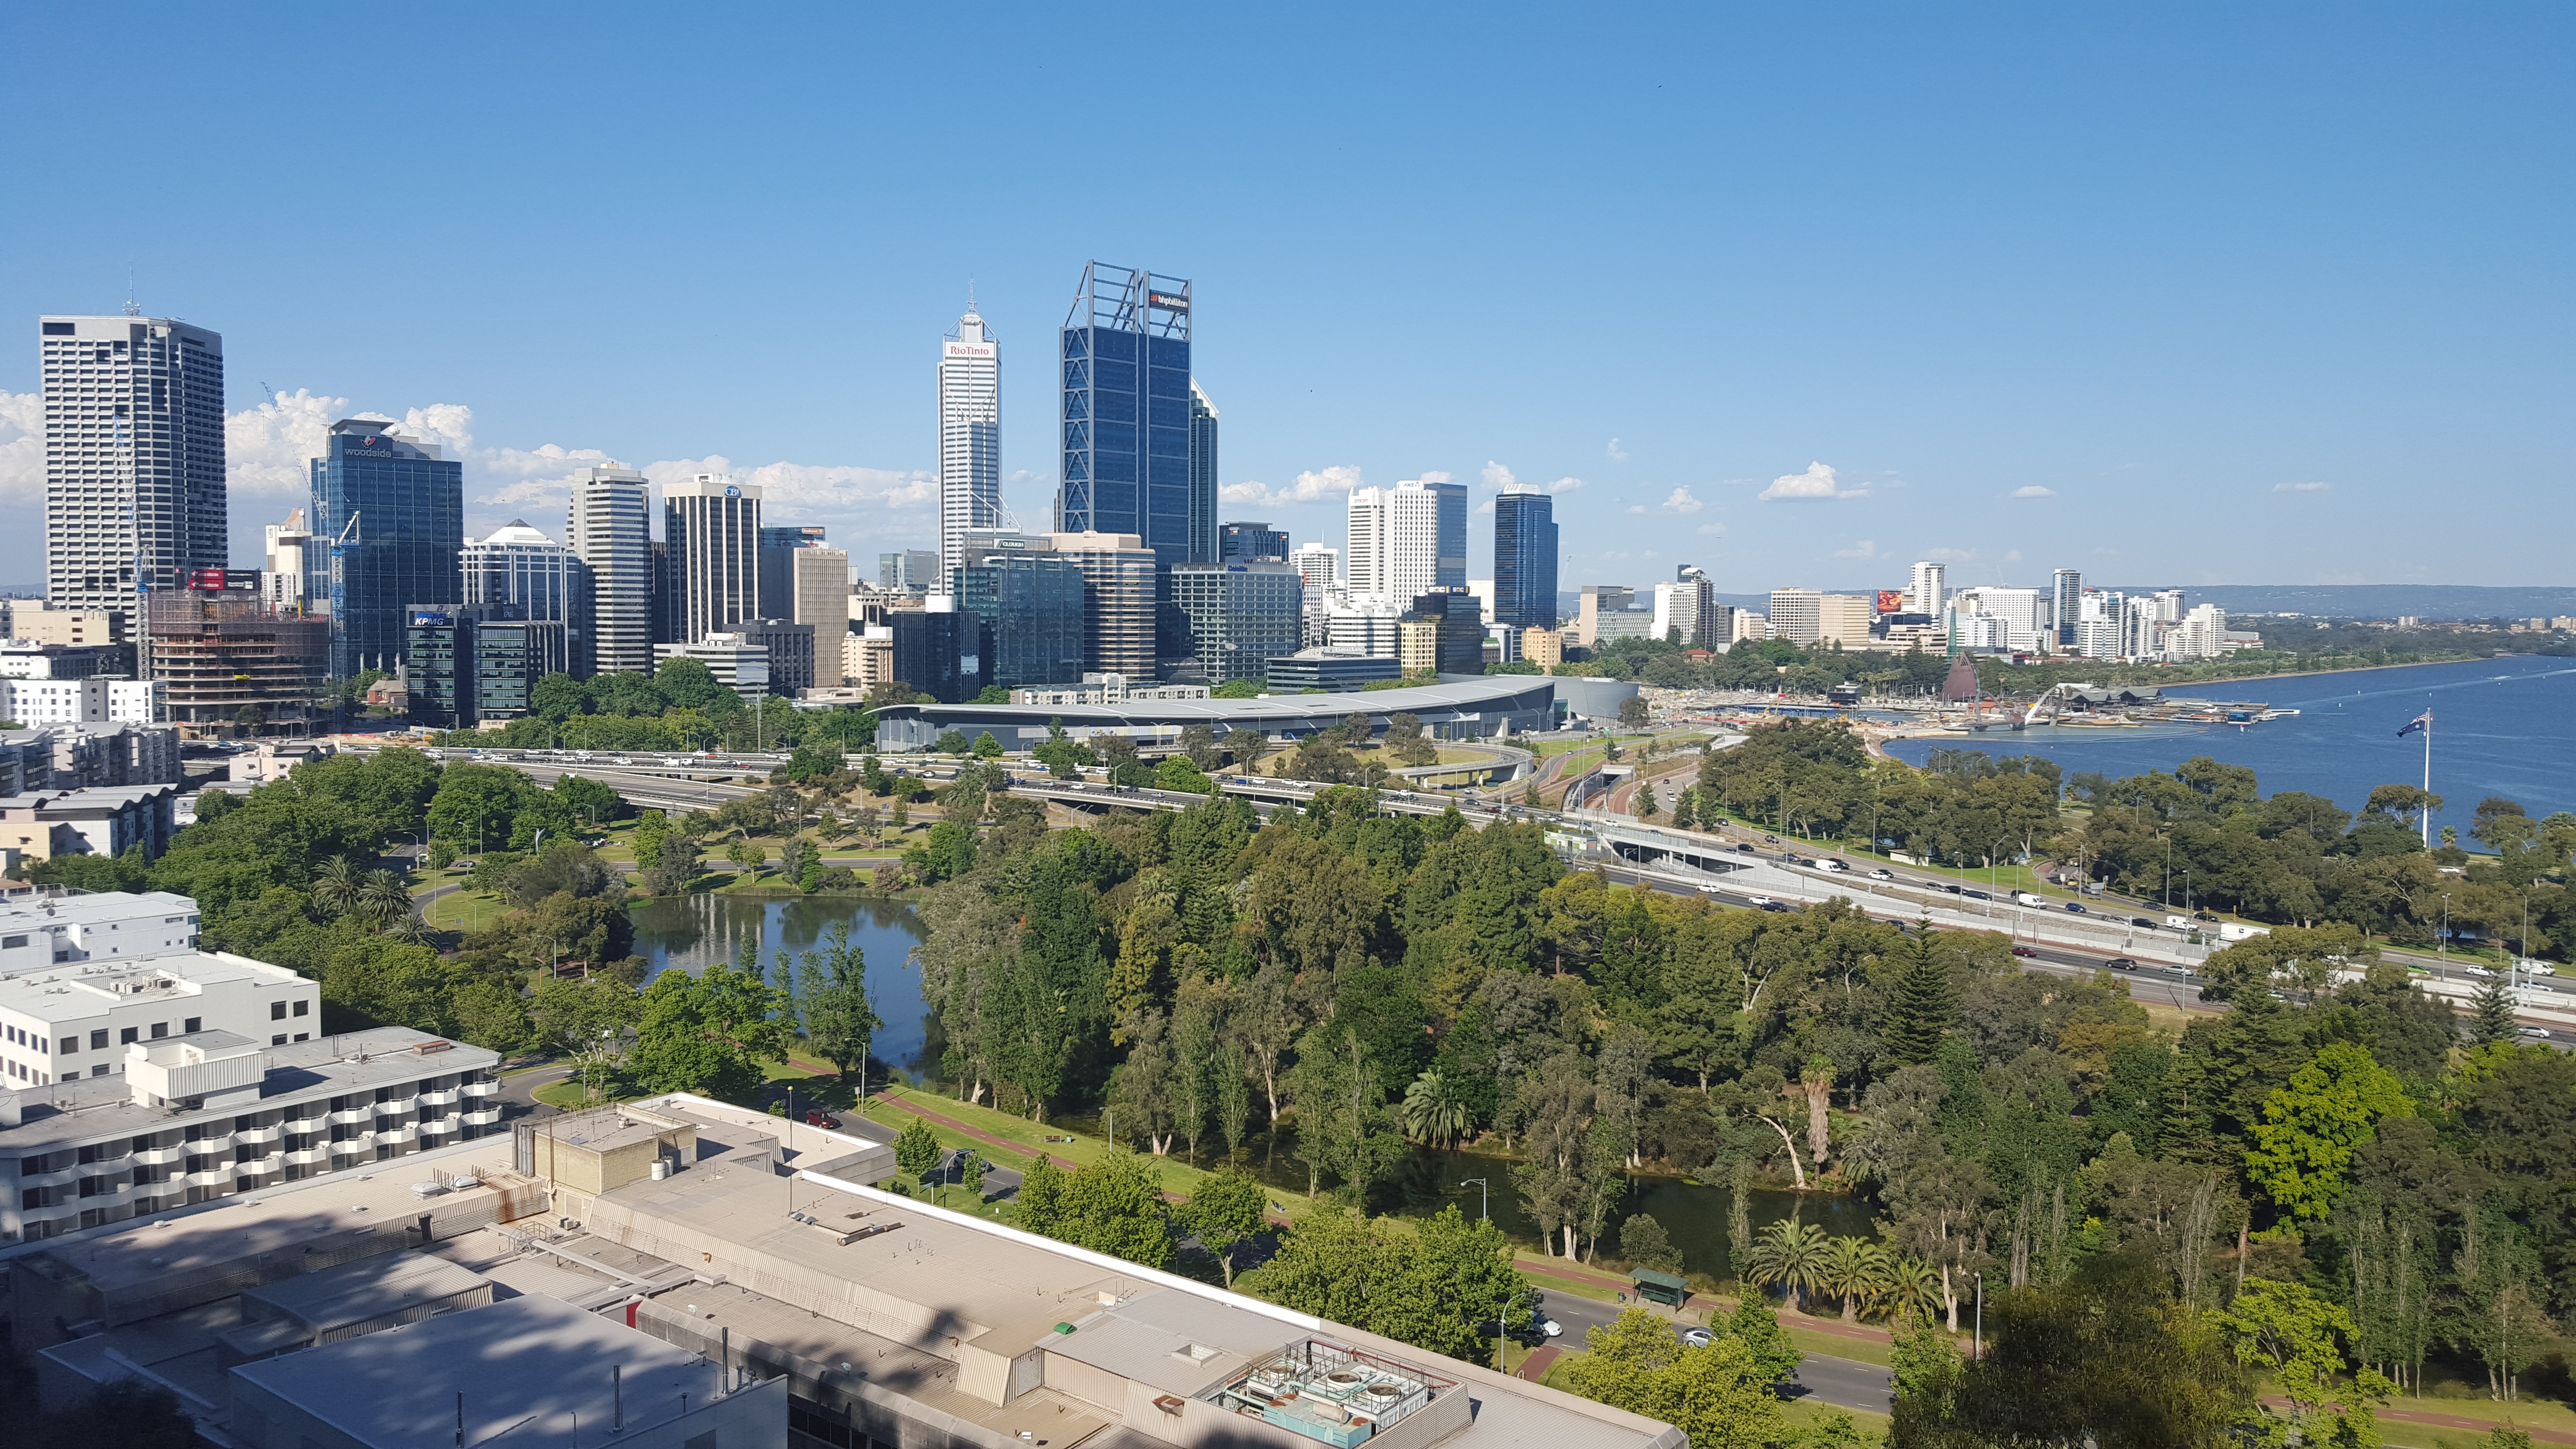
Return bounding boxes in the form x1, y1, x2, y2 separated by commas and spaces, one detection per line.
791, 546, 851, 686
1433, 478, 1468, 589
1189, 380, 1221, 567
939, 304, 1002, 571
757, 525, 827, 619
1491, 489, 1559, 628
1346, 480, 1439, 603
311, 418, 464, 679
1168, 562, 1301, 686
41, 314, 227, 618
1908, 561, 1948, 617
461, 520, 589, 677
2050, 568, 2083, 647
1056, 263, 1196, 564
567, 467, 653, 675
662, 474, 761, 646
1288, 542, 1339, 645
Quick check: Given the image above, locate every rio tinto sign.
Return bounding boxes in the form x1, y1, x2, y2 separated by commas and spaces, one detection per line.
944, 342, 994, 358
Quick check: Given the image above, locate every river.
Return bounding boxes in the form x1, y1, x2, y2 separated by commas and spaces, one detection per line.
1885, 654, 2576, 836
626, 891, 1861, 1270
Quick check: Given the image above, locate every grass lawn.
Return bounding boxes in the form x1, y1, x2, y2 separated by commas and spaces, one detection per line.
533, 1078, 602, 1110
856, 1087, 1237, 1202
1781, 1397, 1891, 1442
1785, 1325, 1895, 1368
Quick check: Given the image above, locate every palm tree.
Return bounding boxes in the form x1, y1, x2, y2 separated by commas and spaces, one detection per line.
310, 856, 363, 918
1400, 1070, 1472, 1148
1882, 1255, 1942, 1323
1819, 1235, 1891, 1324
383, 912, 435, 946
357, 869, 411, 928
1744, 1218, 1832, 1316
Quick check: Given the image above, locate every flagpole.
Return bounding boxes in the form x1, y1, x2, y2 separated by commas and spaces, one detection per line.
2421, 709, 2432, 848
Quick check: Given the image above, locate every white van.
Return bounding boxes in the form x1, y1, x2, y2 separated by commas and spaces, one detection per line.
2014, 892, 2046, 908
2166, 915, 2191, 930
2218, 922, 2271, 943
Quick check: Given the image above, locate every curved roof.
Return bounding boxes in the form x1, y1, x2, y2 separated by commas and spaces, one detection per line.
876, 675, 1558, 731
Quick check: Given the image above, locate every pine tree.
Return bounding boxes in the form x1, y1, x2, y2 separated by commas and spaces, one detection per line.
1879, 922, 1958, 1067
2470, 967, 2520, 1047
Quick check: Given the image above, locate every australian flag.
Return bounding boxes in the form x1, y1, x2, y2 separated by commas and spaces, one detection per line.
2397, 709, 2432, 738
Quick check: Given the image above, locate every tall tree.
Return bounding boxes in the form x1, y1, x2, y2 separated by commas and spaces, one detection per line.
1880, 924, 1959, 1067
796, 921, 882, 1085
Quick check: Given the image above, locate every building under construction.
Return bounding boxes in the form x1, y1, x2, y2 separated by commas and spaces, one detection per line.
143, 583, 329, 736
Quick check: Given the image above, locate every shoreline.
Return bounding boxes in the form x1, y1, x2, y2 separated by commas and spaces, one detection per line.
2154, 650, 2531, 690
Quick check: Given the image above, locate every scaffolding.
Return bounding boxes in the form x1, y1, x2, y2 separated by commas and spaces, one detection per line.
143, 588, 328, 733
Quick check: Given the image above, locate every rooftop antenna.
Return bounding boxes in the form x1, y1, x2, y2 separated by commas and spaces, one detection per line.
123, 268, 141, 318
966, 279, 977, 313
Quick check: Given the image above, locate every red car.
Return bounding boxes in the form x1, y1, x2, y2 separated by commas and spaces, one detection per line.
2011, 946, 2038, 958
802, 1110, 841, 1129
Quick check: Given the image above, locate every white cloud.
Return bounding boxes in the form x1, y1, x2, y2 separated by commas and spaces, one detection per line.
1758, 461, 1867, 500
1626, 504, 1646, 515
225, 389, 350, 503
1481, 461, 1516, 489
1696, 523, 1727, 536
2274, 481, 2331, 494
1658, 487, 1704, 514
1833, 540, 1878, 559
2011, 485, 2056, 499
1923, 547, 1977, 563
2004, 550, 2023, 563
1418, 469, 1453, 486
1546, 476, 1585, 494
1221, 464, 1365, 509
1606, 437, 1629, 463
0, 391, 43, 507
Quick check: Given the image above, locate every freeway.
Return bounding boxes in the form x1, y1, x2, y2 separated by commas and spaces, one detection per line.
1539, 1288, 1893, 1415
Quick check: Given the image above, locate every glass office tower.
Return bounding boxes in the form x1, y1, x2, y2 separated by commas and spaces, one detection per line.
312, 418, 463, 679
950, 552, 1087, 689
1491, 489, 1559, 629
1434, 478, 1468, 588
1057, 263, 1197, 565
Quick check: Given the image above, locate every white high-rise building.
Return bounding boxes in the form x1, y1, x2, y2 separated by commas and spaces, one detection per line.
1347, 480, 1439, 603
938, 305, 1002, 572
663, 474, 762, 646
41, 315, 227, 617
1907, 561, 1948, 616
462, 520, 589, 675
567, 467, 653, 675
1653, 580, 1702, 645
1288, 543, 1339, 645
262, 508, 313, 612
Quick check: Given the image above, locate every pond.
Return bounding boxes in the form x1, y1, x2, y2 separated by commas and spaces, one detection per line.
628, 892, 934, 1070
632, 890, 1876, 1278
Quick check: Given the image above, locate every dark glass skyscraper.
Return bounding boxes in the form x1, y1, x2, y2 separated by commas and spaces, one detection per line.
950, 552, 1087, 689
1492, 490, 1560, 629
1057, 263, 1199, 566
312, 418, 463, 678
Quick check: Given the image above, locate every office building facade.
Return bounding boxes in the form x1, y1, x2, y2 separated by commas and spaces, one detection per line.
792, 547, 850, 686
460, 520, 590, 678
310, 418, 464, 679
567, 467, 654, 676
40, 315, 228, 620
1771, 588, 1872, 647
878, 549, 940, 593
1168, 562, 1302, 686
1046, 531, 1158, 678
1402, 588, 1485, 676
1346, 480, 1439, 603
403, 604, 565, 729
2050, 568, 2083, 647
950, 552, 1087, 691
730, 619, 817, 696
1491, 490, 1559, 628
261, 508, 312, 613
662, 474, 761, 646
1908, 561, 1948, 618
757, 525, 828, 621
939, 305, 1003, 571
1433, 477, 1468, 588
1218, 521, 1288, 563
887, 606, 981, 704
655, 634, 772, 706
1057, 263, 1199, 566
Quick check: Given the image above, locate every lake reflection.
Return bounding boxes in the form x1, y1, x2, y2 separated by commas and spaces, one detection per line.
629, 893, 932, 1071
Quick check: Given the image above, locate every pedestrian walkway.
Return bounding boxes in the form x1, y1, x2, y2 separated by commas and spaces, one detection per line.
1512, 1346, 1562, 1382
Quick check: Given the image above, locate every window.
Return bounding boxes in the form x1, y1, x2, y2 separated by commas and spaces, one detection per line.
2, 934, 24, 948
120, 1027, 138, 1044
184, 1016, 201, 1033
271, 1001, 287, 1021
293, 1000, 309, 1018
271, 1034, 287, 1046
293, 1033, 308, 1043
91, 1064, 109, 1077
59, 1037, 77, 1056
91, 1029, 107, 1050
149, 1022, 167, 1039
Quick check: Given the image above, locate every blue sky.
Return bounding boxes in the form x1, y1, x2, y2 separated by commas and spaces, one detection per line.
2, 3, 2567, 594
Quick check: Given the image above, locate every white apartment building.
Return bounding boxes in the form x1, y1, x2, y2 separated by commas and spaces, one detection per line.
938, 306, 1003, 572
1, 947, 318, 1088
1323, 596, 1403, 657
263, 507, 313, 612
1733, 612, 1772, 643
40, 316, 228, 617
1288, 542, 1339, 645
1346, 480, 1440, 603
1908, 561, 1948, 617
2169, 603, 2229, 661
567, 467, 654, 675
1653, 580, 1702, 645
1950, 586, 2048, 653
461, 519, 589, 676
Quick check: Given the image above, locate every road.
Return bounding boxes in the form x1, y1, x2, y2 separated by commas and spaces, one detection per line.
1540, 1288, 1893, 1415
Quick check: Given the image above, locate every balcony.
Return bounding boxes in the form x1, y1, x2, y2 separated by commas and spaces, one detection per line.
417, 1088, 461, 1107
459, 1107, 501, 1127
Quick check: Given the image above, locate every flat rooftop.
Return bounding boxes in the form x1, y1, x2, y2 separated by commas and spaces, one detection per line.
0, 1027, 491, 1153
231, 1291, 730, 1449
0, 949, 285, 1027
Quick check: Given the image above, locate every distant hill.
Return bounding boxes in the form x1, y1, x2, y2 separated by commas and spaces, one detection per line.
1562, 584, 2576, 624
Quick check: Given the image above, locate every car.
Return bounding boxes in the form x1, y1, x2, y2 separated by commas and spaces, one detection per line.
2064, 902, 2088, 914
802, 1110, 841, 1128
2193, 911, 2218, 922
1542, 1319, 1563, 1338
1681, 1328, 1714, 1348
451, 859, 478, 871
1962, 889, 1990, 901
2106, 956, 2138, 970
1868, 868, 1895, 881
2156, 960, 2191, 975
1746, 895, 1777, 908
2517, 959, 2558, 978
2131, 917, 2158, 929
1941, 884, 1963, 895
1738, 843, 1759, 853
2521, 1026, 2553, 1040
1762, 834, 1779, 843
2012, 946, 2038, 958
1758, 901, 1791, 913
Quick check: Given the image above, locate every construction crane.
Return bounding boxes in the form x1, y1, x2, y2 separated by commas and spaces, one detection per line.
327, 510, 360, 634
